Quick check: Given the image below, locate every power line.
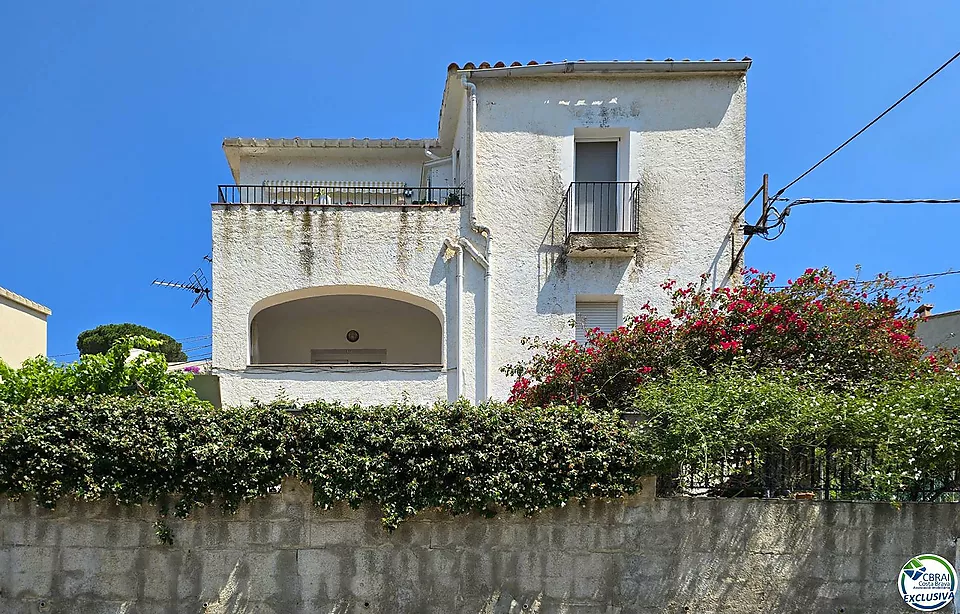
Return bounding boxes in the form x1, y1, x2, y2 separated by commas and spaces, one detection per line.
788, 198, 960, 207
767, 269, 960, 289
885, 270, 960, 283
745, 196, 960, 240
182, 344, 212, 353
177, 334, 212, 342
734, 49, 960, 273
49, 333, 213, 359
769, 48, 960, 202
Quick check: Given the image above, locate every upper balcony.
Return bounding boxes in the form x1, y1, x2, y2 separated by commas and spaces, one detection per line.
563, 181, 641, 258
216, 182, 463, 208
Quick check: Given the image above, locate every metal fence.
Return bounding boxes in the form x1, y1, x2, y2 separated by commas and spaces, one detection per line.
217, 185, 464, 207
564, 181, 641, 234
657, 445, 960, 502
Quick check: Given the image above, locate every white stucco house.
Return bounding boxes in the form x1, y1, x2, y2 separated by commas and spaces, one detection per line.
212, 58, 750, 406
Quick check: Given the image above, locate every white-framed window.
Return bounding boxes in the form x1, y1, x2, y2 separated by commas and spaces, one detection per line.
570, 128, 631, 233
575, 297, 621, 343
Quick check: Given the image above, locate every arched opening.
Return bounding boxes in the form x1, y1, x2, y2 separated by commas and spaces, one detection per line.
249, 287, 442, 366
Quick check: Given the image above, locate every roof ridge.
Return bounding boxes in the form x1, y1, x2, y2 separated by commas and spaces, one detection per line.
448, 58, 752, 71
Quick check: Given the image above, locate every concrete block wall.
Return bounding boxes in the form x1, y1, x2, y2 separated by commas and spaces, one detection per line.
1, 478, 956, 613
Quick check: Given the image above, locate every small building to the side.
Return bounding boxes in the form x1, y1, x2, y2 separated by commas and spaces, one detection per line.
914, 304, 960, 353
0, 285, 51, 368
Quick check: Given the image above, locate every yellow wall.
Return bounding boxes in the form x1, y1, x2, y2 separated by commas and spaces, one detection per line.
0, 290, 49, 367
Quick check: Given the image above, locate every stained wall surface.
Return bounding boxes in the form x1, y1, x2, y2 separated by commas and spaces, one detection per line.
1, 480, 952, 613
211, 70, 747, 405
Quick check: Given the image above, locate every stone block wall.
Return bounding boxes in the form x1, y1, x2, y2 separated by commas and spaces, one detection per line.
1, 478, 956, 613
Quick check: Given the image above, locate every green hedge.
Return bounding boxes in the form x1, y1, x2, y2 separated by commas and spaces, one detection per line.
0, 397, 646, 529
629, 366, 960, 501
4, 367, 959, 539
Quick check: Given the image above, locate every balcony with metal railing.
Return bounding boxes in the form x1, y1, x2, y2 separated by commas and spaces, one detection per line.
562, 181, 641, 258
216, 182, 464, 208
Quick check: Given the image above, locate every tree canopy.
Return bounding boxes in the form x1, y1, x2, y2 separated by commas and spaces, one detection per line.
77, 323, 188, 362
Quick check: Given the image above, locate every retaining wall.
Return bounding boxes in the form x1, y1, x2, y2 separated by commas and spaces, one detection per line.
1, 478, 956, 613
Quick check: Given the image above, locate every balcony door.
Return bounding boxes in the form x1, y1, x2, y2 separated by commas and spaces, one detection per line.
574, 140, 618, 232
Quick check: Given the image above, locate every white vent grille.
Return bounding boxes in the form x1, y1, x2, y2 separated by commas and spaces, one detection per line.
575, 300, 620, 344
311, 348, 387, 365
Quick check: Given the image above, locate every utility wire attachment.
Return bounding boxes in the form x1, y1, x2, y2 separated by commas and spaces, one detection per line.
768, 48, 960, 203
748, 196, 960, 241
729, 49, 960, 276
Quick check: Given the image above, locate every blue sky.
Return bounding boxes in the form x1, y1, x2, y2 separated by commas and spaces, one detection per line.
1, 1, 958, 360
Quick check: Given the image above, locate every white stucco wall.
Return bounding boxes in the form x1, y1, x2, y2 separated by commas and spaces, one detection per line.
473, 73, 746, 399
211, 203, 469, 406
212, 70, 746, 406
236, 149, 425, 187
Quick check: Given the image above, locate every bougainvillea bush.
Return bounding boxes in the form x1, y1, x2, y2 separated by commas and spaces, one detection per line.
504, 267, 948, 410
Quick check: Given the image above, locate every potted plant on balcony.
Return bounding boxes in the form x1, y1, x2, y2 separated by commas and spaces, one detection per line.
445, 192, 461, 206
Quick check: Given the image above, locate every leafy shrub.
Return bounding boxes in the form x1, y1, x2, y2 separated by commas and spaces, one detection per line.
630, 366, 960, 501
0, 336, 199, 404
0, 396, 289, 514
0, 397, 646, 529
291, 401, 644, 528
2, 371, 959, 532
504, 268, 943, 409
77, 323, 188, 362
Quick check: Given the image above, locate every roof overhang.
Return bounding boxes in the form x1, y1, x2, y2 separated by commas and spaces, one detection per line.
455, 58, 752, 79
0, 286, 51, 317
222, 138, 443, 183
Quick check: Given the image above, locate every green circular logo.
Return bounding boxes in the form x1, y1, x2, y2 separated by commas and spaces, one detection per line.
899, 554, 957, 611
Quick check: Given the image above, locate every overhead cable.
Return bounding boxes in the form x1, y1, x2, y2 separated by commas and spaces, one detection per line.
768, 49, 960, 202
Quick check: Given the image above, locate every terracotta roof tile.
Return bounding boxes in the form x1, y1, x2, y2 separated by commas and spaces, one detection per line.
448, 58, 752, 72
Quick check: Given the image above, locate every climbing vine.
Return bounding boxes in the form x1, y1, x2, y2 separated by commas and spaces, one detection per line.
0, 397, 645, 531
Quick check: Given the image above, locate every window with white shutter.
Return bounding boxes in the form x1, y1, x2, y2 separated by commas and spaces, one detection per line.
575, 299, 620, 343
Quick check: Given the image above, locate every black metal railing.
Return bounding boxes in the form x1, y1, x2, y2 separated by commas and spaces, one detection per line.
217, 184, 464, 207
563, 181, 641, 234
657, 444, 960, 502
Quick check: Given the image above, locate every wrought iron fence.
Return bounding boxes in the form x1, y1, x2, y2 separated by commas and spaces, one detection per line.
656, 445, 960, 502
563, 181, 641, 234
217, 184, 464, 207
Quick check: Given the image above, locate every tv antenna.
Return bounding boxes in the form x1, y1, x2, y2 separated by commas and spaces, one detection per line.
152, 268, 212, 308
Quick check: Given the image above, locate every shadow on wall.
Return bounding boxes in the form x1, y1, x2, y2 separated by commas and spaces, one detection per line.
197, 498, 946, 612
3, 485, 955, 612
524, 78, 743, 312
534, 181, 631, 317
